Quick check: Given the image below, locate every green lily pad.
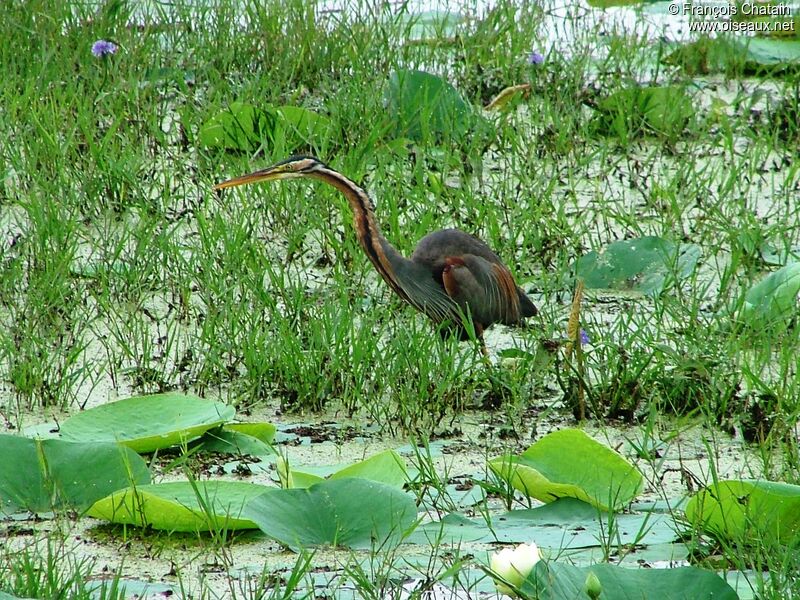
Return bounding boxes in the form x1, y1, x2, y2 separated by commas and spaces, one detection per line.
739, 262, 800, 328
0, 434, 149, 514
485, 84, 532, 112
663, 37, 747, 76
59, 393, 236, 453
243, 478, 417, 550
408, 498, 679, 552
196, 422, 276, 456
575, 236, 700, 296
760, 242, 800, 266
385, 69, 492, 144
685, 479, 800, 544
224, 422, 276, 444
199, 103, 332, 152
277, 458, 325, 489
199, 101, 275, 151
665, 36, 800, 75
595, 86, 694, 141
87, 481, 270, 532
275, 105, 334, 147
489, 429, 643, 511
399, 10, 464, 41
516, 561, 737, 599
736, 37, 800, 66
278, 450, 409, 489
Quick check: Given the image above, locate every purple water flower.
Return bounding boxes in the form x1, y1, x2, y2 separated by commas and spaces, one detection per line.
579, 329, 590, 345
528, 51, 545, 66
91, 40, 118, 58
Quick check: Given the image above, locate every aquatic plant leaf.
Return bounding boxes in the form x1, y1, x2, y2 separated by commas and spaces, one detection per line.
408, 498, 678, 551
243, 478, 417, 550
59, 393, 235, 453
195, 423, 276, 456
87, 481, 269, 531
489, 429, 643, 511
485, 84, 531, 111
385, 69, 492, 143
516, 561, 737, 599
595, 86, 693, 141
736, 37, 800, 65
760, 242, 800, 266
0, 435, 149, 514
739, 262, 800, 327
399, 10, 465, 41
200, 103, 332, 152
685, 479, 800, 544
275, 105, 334, 146
278, 450, 409, 489
575, 236, 700, 296
199, 101, 275, 151
663, 37, 747, 75
665, 36, 800, 75
225, 422, 276, 443
276, 456, 325, 489
330, 450, 408, 485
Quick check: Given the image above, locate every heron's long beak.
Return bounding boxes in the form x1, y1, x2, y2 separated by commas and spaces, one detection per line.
213, 166, 293, 191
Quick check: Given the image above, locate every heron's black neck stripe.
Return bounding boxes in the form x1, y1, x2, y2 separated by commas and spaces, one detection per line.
312, 168, 413, 304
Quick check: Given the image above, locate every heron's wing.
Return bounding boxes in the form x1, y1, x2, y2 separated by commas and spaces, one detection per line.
442, 254, 529, 327
394, 257, 461, 324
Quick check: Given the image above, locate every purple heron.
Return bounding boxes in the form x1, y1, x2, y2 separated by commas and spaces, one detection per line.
214, 156, 537, 351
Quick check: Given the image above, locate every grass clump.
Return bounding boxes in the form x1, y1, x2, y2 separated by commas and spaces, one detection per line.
0, 538, 126, 600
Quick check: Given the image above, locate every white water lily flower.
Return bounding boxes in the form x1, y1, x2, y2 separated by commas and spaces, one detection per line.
489, 542, 541, 597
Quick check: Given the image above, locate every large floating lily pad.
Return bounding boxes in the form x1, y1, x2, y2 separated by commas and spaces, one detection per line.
275, 105, 334, 147
517, 561, 737, 599
759, 242, 800, 266
739, 262, 800, 328
489, 429, 643, 511
575, 236, 700, 296
399, 10, 464, 41
195, 422, 276, 456
408, 497, 678, 551
595, 86, 694, 141
87, 481, 270, 532
0, 434, 149, 514
666, 36, 800, 75
685, 479, 800, 545
243, 478, 417, 550
199, 101, 275, 151
738, 37, 800, 65
59, 393, 235, 453
278, 450, 409, 489
385, 69, 492, 144
199, 103, 332, 152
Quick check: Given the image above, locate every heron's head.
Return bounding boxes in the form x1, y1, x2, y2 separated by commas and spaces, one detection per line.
214, 155, 327, 190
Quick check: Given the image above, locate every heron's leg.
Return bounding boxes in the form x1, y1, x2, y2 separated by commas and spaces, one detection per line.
476, 324, 492, 366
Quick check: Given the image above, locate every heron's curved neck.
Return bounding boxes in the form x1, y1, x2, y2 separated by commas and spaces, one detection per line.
308, 167, 413, 303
